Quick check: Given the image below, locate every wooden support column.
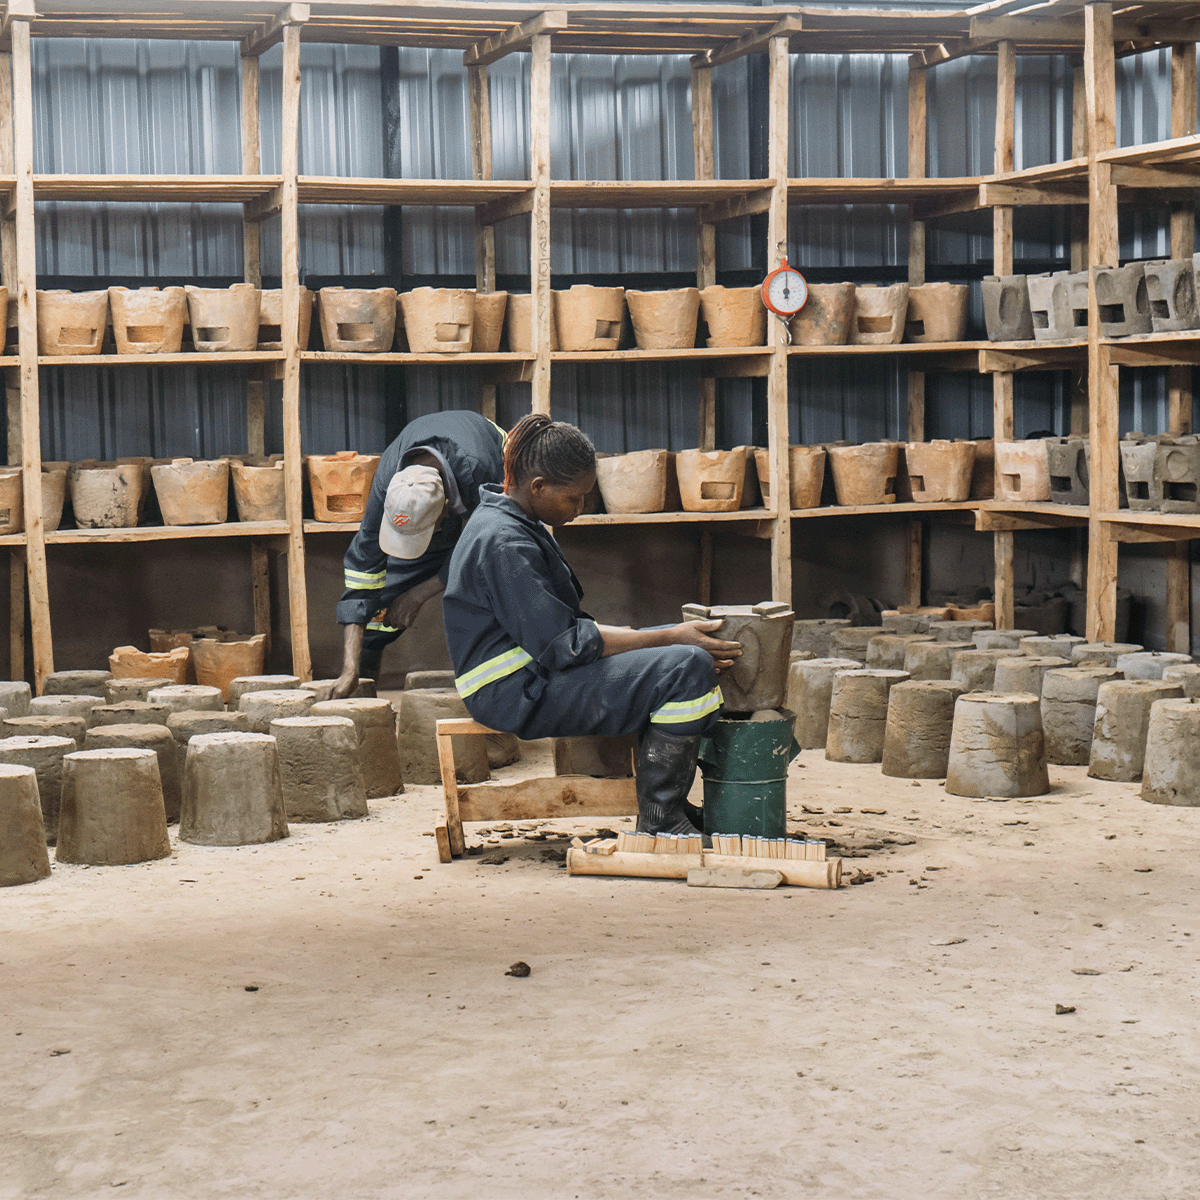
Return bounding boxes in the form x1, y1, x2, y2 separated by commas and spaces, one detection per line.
0, 50, 22, 680
992, 40, 1016, 630
279, 21, 312, 680
1069, 61, 1089, 436
251, 540, 271, 652
905, 61, 928, 608
766, 36, 792, 603
1165, 41, 1197, 654
1085, 4, 1119, 641
242, 52, 266, 456
470, 63, 498, 423
529, 34, 552, 415
693, 61, 718, 451
10, 19, 50, 689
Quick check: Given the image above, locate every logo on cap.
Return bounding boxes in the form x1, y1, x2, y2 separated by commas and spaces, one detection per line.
392, 513, 411, 527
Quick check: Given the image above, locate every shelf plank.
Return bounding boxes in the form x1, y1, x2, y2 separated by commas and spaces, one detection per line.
565, 508, 776, 527
33, 173, 283, 202
975, 501, 1090, 531
38, 521, 289, 545
304, 520, 361, 534
553, 347, 771, 363
1105, 329, 1200, 367
298, 176, 532, 206
787, 176, 980, 208
1100, 510, 1200, 543
300, 350, 534, 365
790, 501, 979, 519
787, 340, 980, 357
37, 351, 286, 366
551, 178, 773, 212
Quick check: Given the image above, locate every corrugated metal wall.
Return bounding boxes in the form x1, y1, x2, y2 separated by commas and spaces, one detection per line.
24, 30, 1188, 460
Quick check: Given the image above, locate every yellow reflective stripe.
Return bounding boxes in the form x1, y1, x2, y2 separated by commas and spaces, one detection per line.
650, 686, 723, 724
345, 568, 386, 590
487, 419, 508, 448
455, 646, 533, 699
366, 622, 400, 633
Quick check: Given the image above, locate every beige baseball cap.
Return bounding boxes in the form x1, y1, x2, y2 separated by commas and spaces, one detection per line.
378, 464, 445, 559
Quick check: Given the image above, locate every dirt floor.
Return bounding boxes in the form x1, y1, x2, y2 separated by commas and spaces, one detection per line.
3, 716, 1200, 1200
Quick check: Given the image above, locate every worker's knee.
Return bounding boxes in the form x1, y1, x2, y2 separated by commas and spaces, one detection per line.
662, 643, 718, 692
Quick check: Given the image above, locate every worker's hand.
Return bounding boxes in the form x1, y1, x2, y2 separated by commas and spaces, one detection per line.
327, 671, 360, 701
384, 589, 428, 632
670, 619, 742, 671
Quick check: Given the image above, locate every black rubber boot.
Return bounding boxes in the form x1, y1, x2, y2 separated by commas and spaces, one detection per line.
635, 726, 704, 836
358, 644, 384, 684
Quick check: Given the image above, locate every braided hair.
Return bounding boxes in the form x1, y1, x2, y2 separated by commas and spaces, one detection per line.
504, 413, 595, 491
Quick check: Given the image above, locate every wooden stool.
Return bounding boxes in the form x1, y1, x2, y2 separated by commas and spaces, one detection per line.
435, 717, 637, 863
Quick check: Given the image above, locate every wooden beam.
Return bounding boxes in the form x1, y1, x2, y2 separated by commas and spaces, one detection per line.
529, 33, 552, 415
463, 10, 568, 68
1086, 3, 1119, 643
693, 61, 716, 453
0, 0, 34, 42
279, 23, 311, 681
8, 546, 22, 682
697, 187, 773, 226
992, 39, 1016, 635
694, 15, 802, 70
9, 20, 48, 688
905, 519, 923, 607
914, 36, 1000, 70
978, 182, 1086, 206
251, 540, 271, 656
475, 188, 534, 228
766, 36, 791, 605
470, 63, 498, 425
242, 3, 309, 59
242, 53, 266, 461
1166, 42, 1196, 656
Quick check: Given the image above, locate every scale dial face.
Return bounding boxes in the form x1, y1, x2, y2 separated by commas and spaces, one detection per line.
763, 264, 808, 316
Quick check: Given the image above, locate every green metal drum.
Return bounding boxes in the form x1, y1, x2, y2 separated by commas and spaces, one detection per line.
698, 712, 799, 838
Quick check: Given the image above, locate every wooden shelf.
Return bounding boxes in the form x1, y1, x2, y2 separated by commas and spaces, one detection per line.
301, 351, 534, 365
39, 351, 286, 366
977, 340, 1087, 372
304, 521, 361, 535
298, 176, 531, 207
791, 501, 978, 519
553, 347, 772, 363
1098, 135, 1200, 189
1, 521, 292, 547
788, 176, 981, 215
552, 179, 773, 221
975, 501, 1090, 532
1100, 511, 1200, 543
1104, 330, 1200, 368
566, 508, 776, 527
33, 174, 282, 203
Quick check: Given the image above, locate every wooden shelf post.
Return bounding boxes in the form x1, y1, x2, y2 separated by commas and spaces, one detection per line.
992, 39, 1016, 630
241, 49, 266, 458
766, 36, 792, 603
692, 60, 718, 453
905, 58, 927, 606
10, 14, 50, 689
529, 34, 552, 415
1085, 3, 1119, 642
469, 62, 499, 424
1165, 40, 1196, 654
278, 17, 312, 679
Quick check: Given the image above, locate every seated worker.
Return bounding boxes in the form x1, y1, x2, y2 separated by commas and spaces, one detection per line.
330, 410, 505, 699
442, 413, 741, 837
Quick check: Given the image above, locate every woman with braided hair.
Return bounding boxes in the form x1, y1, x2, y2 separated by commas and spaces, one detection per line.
442, 413, 740, 837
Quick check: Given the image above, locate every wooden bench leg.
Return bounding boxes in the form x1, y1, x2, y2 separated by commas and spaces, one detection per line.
436, 726, 465, 857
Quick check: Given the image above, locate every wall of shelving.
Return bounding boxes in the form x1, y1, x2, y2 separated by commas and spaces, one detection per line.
3, 2, 1200, 687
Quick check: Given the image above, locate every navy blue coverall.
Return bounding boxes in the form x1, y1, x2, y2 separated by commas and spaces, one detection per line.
442, 484, 722, 739
337, 411, 505, 673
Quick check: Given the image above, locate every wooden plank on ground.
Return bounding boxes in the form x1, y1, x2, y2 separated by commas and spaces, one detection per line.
457, 775, 639, 823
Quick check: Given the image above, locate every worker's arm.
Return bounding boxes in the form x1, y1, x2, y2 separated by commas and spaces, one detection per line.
328, 575, 447, 699
597, 620, 741, 670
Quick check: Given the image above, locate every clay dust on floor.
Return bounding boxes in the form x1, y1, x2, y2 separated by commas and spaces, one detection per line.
3, 736, 1199, 1200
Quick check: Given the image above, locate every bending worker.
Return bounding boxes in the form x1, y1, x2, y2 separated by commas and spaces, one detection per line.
443, 413, 741, 837
330, 409, 505, 699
